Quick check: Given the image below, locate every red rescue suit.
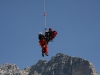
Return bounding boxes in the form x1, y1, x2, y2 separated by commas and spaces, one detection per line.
39, 39, 48, 54
52, 30, 57, 38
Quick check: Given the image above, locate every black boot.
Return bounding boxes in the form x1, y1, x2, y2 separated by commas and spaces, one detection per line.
42, 49, 44, 57
42, 53, 44, 57
45, 53, 49, 56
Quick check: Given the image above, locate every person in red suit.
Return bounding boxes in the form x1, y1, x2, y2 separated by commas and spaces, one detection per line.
39, 36, 48, 57
48, 28, 57, 41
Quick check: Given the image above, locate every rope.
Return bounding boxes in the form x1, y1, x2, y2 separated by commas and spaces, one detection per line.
44, 0, 45, 12
44, 0, 46, 31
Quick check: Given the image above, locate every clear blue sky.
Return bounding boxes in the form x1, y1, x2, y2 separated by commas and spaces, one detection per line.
0, 0, 100, 74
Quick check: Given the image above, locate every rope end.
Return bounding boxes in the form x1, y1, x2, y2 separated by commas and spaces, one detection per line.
44, 12, 46, 16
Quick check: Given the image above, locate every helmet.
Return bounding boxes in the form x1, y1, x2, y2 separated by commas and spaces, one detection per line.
49, 28, 52, 30
39, 32, 42, 34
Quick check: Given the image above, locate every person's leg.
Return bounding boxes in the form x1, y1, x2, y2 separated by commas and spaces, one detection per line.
42, 49, 44, 57
44, 45, 49, 56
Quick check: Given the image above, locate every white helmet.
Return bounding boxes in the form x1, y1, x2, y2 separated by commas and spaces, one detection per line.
39, 32, 42, 34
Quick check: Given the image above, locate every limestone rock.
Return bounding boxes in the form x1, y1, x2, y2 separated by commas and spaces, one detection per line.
29, 53, 98, 75
0, 53, 98, 75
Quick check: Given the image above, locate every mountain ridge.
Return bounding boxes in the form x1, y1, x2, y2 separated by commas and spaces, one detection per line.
0, 53, 98, 75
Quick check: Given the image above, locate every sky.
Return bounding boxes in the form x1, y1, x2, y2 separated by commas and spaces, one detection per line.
0, 0, 100, 74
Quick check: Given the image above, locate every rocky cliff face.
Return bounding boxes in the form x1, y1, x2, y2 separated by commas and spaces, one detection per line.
0, 63, 20, 75
0, 63, 29, 75
29, 53, 98, 75
0, 53, 98, 75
